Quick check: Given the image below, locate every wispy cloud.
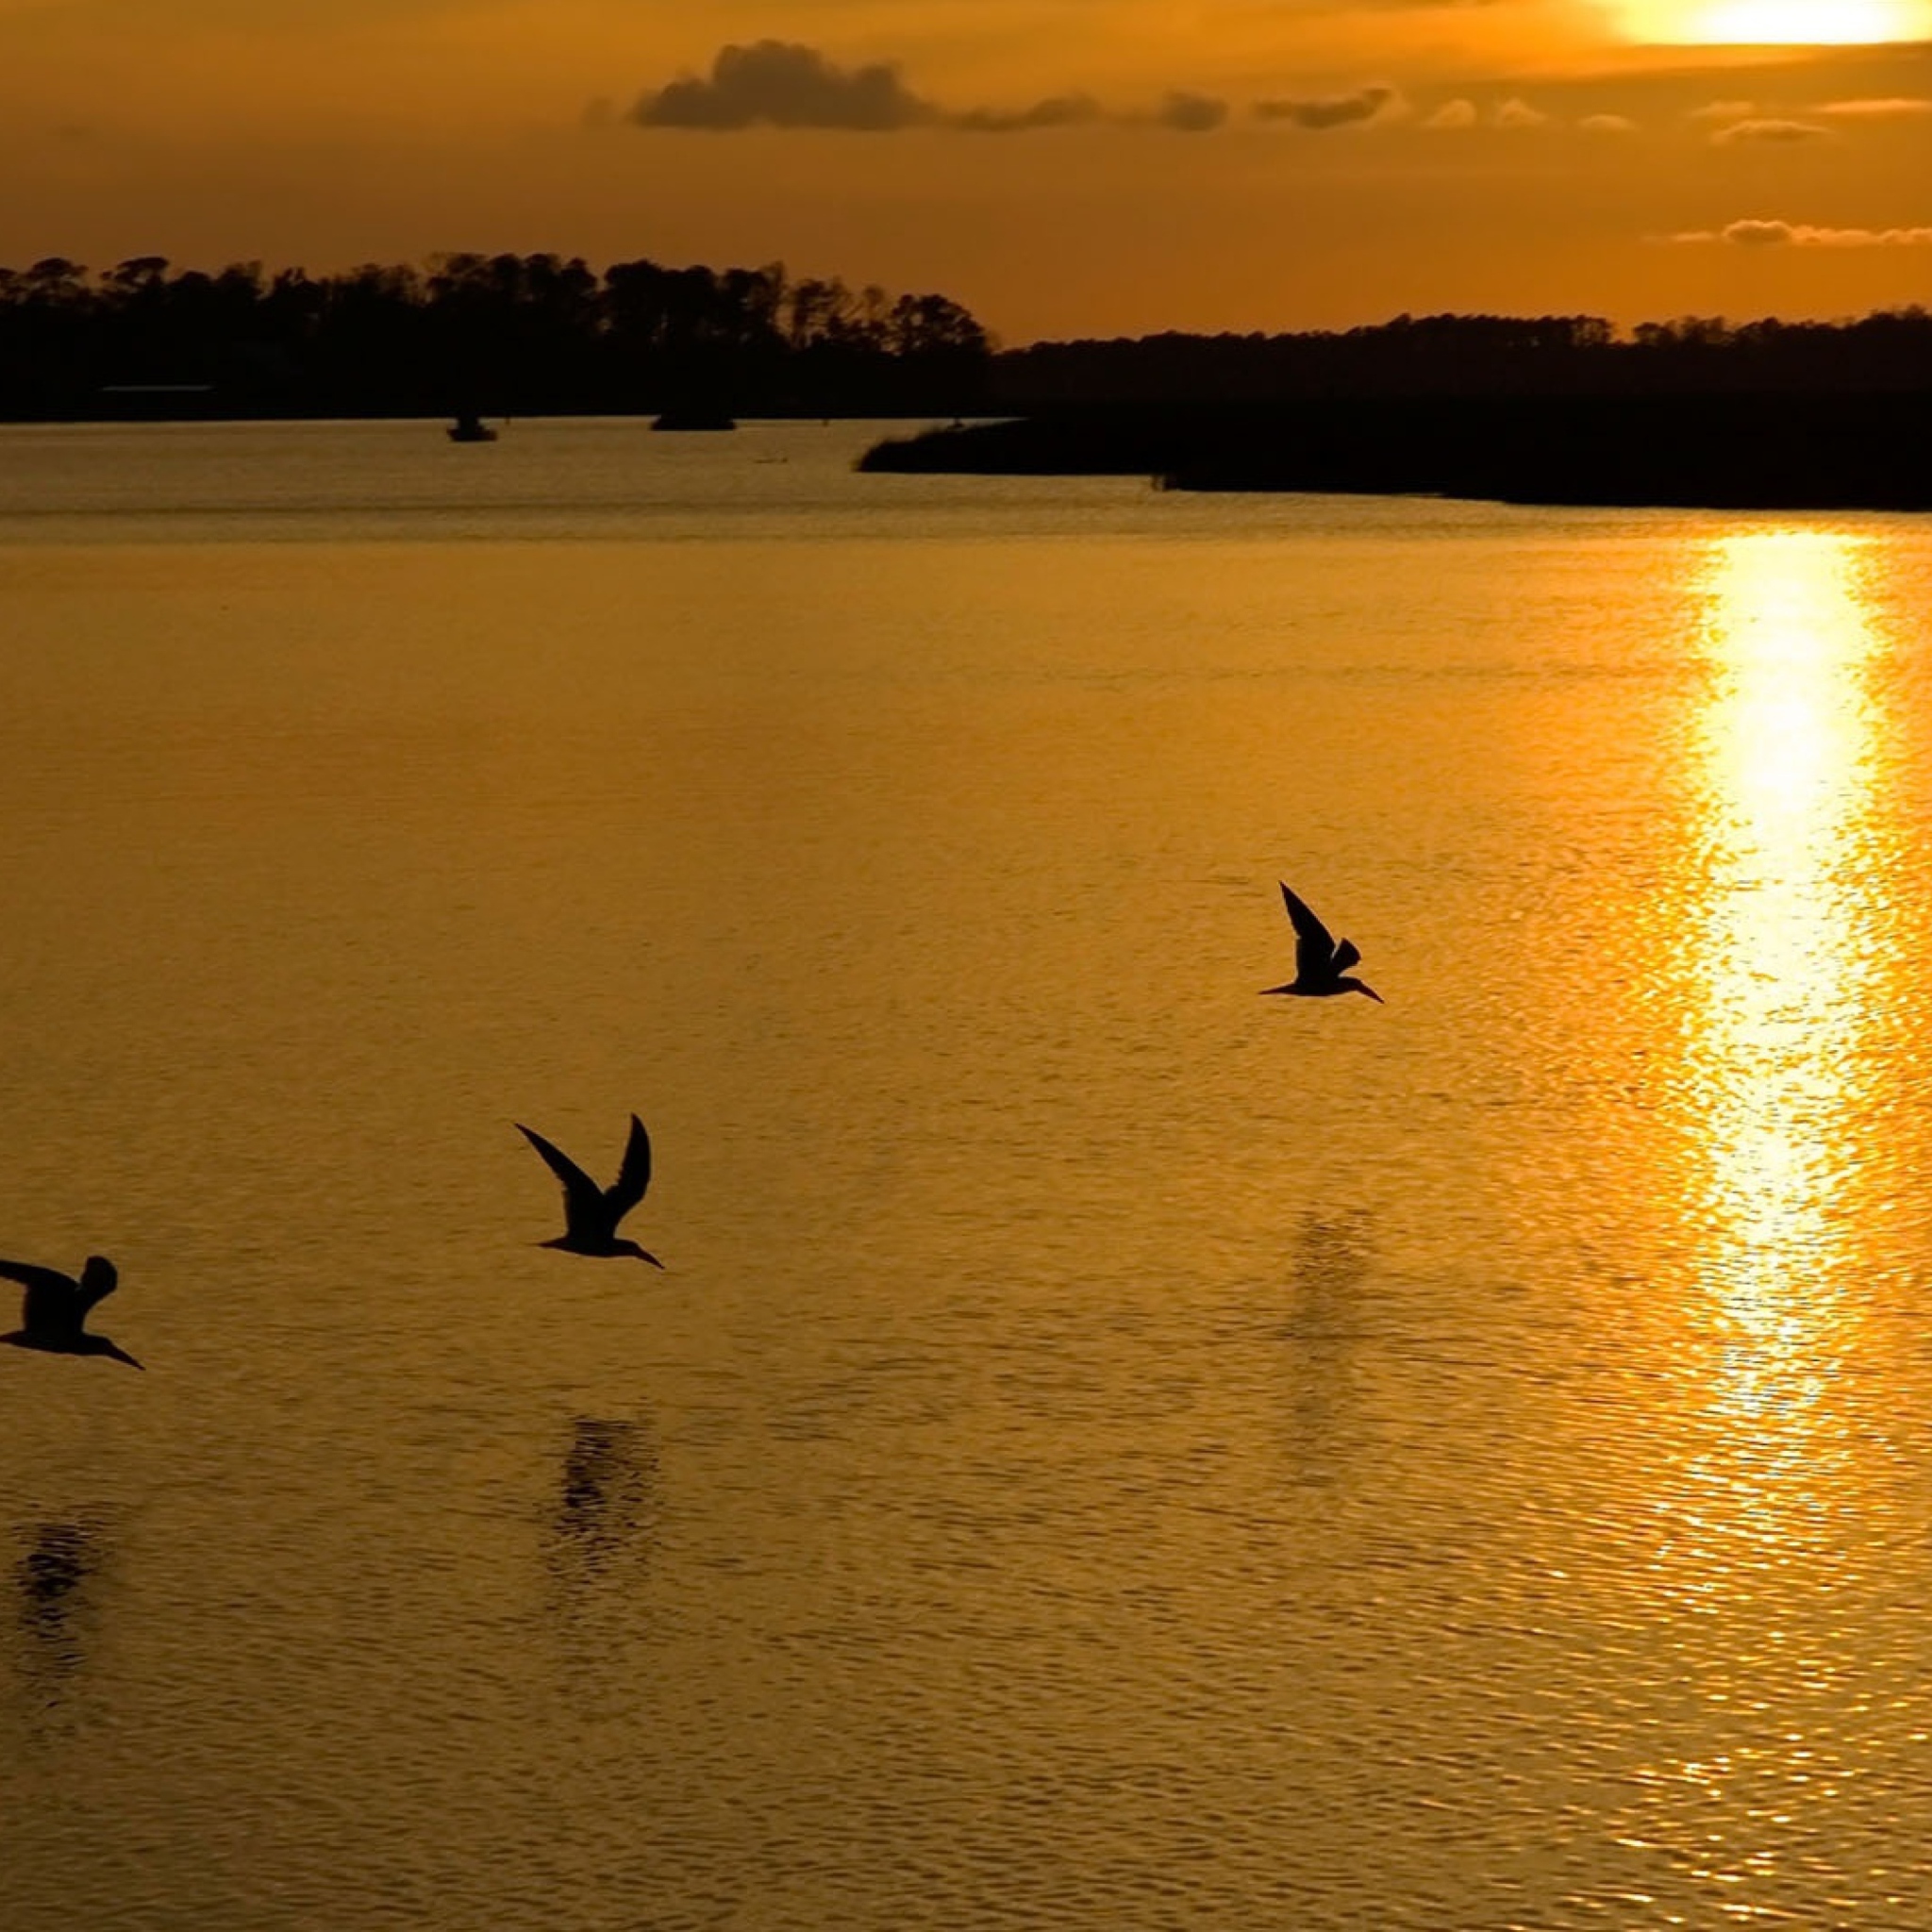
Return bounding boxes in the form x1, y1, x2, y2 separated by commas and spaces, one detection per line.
1709, 118, 1829, 144
1494, 97, 1550, 130
1817, 96, 1932, 119
1667, 218, 1932, 247
1578, 113, 1639, 135
952, 94, 1101, 134
1422, 97, 1563, 131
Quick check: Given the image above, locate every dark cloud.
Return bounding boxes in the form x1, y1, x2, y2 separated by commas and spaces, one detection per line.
632, 42, 936, 131
629, 42, 1221, 137
1254, 86, 1397, 131
1158, 92, 1229, 133
960, 90, 1223, 136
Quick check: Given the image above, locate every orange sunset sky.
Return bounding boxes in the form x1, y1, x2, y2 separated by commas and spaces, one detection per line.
2, 1, 1929, 341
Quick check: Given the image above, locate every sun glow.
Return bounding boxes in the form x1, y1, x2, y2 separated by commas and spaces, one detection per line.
1621, 0, 1932, 40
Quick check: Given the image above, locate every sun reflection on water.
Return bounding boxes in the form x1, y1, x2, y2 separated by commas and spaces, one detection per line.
1636, 530, 1899, 1886
1685, 532, 1885, 1360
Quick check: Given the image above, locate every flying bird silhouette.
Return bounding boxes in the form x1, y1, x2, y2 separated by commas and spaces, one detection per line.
0, 1257, 143, 1369
1262, 883, 1383, 1003
517, 1115, 664, 1265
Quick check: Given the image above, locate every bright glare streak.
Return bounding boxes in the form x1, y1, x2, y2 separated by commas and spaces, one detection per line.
1621, 0, 1932, 40
1682, 531, 1883, 1506
1629, 530, 1898, 1876
1692, 533, 1877, 1284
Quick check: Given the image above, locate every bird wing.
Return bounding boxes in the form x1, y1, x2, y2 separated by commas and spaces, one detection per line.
1279, 882, 1339, 978
1331, 938, 1361, 975
517, 1125, 608, 1233
0, 1259, 75, 1297
0, 1261, 78, 1336
605, 1116, 652, 1223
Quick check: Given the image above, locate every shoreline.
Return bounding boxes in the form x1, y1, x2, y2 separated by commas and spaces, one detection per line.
858, 393, 1932, 511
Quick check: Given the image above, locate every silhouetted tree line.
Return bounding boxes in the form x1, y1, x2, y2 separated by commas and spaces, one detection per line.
10, 258, 1928, 421
0, 253, 994, 420
994, 308, 1932, 405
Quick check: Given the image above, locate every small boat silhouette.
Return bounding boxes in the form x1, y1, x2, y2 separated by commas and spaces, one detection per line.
447, 412, 498, 442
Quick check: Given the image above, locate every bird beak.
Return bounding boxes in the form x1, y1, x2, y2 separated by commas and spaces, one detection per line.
1258, 983, 1292, 996
108, 1345, 144, 1371
638, 1252, 666, 1270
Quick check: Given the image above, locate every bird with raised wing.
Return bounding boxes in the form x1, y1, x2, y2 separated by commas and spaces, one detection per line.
1262, 883, 1383, 1003
0, 1256, 143, 1369
517, 1114, 664, 1265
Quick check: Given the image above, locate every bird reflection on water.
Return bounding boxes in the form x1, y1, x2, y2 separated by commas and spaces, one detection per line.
10, 1520, 108, 1716
548, 1417, 659, 1587
1280, 1209, 1374, 1479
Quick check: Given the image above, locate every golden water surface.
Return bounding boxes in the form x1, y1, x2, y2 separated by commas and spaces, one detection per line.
2, 422, 1930, 1928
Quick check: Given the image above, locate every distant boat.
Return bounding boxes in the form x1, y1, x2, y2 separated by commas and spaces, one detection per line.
651, 406, 735, 432
447, 413, 498, 442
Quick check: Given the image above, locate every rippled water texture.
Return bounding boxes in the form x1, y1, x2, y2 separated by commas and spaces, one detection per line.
3, 420, 1932, 1928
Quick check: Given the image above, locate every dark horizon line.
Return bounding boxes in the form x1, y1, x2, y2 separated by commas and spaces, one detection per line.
7, 248, 1928, 354
6, 248, 1927, 428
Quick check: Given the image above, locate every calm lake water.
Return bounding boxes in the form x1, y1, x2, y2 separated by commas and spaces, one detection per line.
4, 417, 1932, 1929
